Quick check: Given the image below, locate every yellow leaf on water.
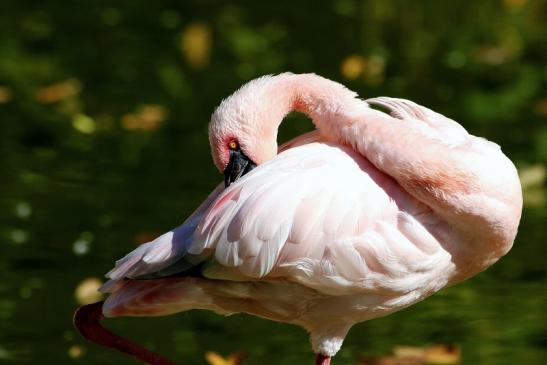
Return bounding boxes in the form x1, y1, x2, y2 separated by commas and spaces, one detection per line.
74, 277, 104, 305
503, 0, 527, 9
36, 78, 81, 104
340, 55, 366, 80
534, 99, 547, 117
393, 345, 427, 359
121, 104, 168, 131
519, 164, 546, 208
523, 188, 545, 208
340, 54, 385, 84
423, 345, 460, 364
519, 164, 546, 190
72, 114, 96, 134
360, 344, 460, 365
68, 344, 85, 359
205, 351, 244, 365
473, 46, 508, 65
364, 54, 386, 85
181, 22, 211, 70
0, 86, 13, 103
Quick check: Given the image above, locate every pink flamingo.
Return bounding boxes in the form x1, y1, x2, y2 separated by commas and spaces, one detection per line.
74, 73, 522, 365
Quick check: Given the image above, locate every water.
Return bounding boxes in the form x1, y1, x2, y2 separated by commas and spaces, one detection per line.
1, 1, 547, 364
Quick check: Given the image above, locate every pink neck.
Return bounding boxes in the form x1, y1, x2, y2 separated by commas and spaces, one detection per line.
284, 74, 363, 136
261, 74, 362, 142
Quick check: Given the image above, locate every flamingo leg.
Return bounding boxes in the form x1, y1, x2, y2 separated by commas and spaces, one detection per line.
73, 301, 178, 365
315, 354, 331, 365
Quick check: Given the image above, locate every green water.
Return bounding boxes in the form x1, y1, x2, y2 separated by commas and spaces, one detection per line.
1, 1, 546, 364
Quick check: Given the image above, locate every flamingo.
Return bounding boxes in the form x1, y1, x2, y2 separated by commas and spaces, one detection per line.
74, 73, 522, 365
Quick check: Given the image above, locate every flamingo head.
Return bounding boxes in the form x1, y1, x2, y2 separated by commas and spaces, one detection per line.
208, 74, 295, 186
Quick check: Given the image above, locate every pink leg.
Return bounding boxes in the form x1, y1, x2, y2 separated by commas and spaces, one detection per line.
315, 353, 331, 365
74, 301, 178, 365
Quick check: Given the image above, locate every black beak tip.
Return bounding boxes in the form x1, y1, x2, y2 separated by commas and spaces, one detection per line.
223, 150, 256, 187
224, 172, 232, 187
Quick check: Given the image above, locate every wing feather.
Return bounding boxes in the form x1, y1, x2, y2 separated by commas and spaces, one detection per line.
102, 137, 449, 296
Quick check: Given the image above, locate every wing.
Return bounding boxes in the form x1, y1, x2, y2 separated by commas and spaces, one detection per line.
102, 137, 449, 296
99, 184, 225, 292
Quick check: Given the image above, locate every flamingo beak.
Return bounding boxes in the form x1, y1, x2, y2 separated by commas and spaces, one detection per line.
224, 149, 256, 187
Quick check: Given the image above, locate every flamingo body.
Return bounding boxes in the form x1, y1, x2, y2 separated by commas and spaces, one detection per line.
97, 74, 522, 360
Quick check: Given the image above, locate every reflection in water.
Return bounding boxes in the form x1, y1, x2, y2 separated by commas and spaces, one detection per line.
1, 1, 546, 364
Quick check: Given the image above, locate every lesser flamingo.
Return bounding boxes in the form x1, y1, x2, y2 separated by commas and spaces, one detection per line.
74, 73, 522, 365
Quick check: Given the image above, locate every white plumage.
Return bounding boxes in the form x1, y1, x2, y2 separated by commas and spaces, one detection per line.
98, 74, 522, 362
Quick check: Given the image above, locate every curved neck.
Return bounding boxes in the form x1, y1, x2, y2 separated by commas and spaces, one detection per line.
271, 74, 366, 140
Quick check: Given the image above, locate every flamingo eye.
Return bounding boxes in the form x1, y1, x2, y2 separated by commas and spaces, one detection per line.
228, 140, 239, 151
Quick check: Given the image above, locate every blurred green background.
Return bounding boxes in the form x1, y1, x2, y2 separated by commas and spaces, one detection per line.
1, 1, 546, 364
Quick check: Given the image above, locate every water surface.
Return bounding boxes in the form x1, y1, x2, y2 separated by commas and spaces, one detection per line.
1, 1, 546, 364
